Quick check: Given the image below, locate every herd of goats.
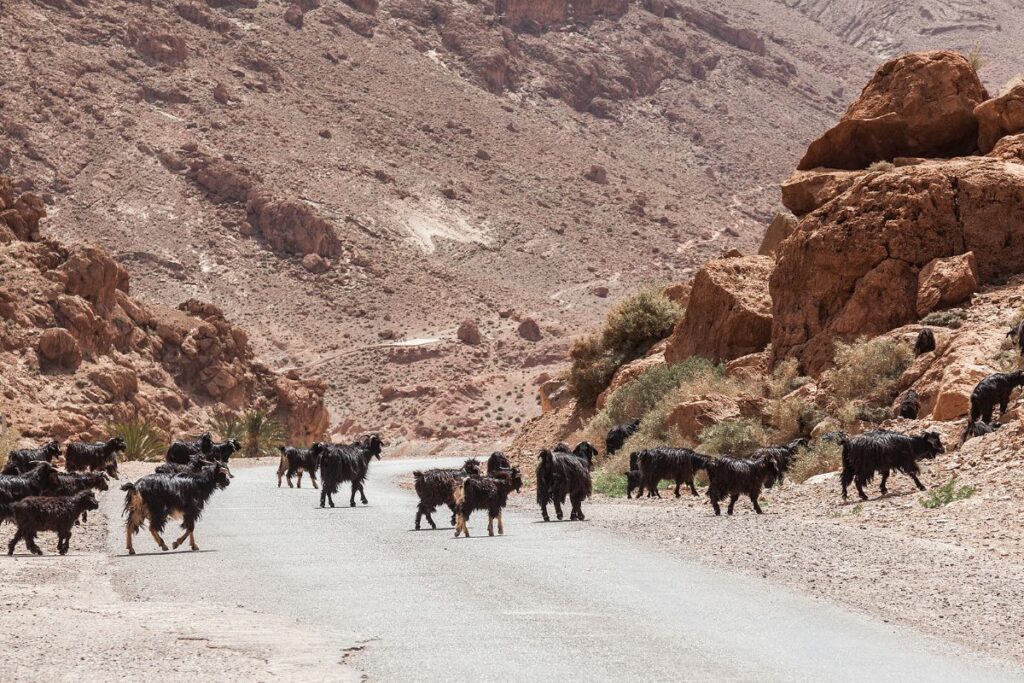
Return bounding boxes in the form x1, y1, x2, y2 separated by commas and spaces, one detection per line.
0, 326, 1021, 554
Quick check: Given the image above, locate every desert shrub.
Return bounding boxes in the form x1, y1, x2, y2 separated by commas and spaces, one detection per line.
765, 357, 811, 399
601, 289, 682, 362
567, 334, 620, 409
239, 409, 286, 458
965, 45, 986, 72
210, 412, 245, 442
767, 396, 824, 441
867, 160, 895, 173
698, 419, 768, 456
921, 308, 967, 329
592, 471, 627, 497
920, 475, 976, 509
110, 419, 167, 462
604, 357, 716, 424
828, 337, 913, 405
992, 349, 1019, 373
790, 439, 842, 483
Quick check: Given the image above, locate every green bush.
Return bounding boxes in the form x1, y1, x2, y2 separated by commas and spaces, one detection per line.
567, 334, 620, 409
829, 337, 913, 405
110, 419, 167, 462
921, 308, 967, 329
592, 471, 627, 497
601, 289, 682, 362
789, 439, 842, 483
239, 409, 286, 458
210, 412, 245, 442
605, 358, 713, 425
920, 475, 976, 509
698, 419, 768, 456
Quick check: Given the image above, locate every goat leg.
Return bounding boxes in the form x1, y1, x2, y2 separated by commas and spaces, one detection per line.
751, 494, 763, 515
540, 501, 550, 522
855, 477, 869, 501
297, 471, 303, 489
25, 533, 42, 555
689, 479, 699, 496
727, 494, 739, 515
910, 473, 927, 491
310, 472, 319, 489
552, 499, 564, 520
487, 515, 494, 537
149, 528, 169, 551
879, 470, 890, 495
189, 530, 199, 551
7, 529, 23, 555
497, 511, 504, 536
172, 529, 190, 550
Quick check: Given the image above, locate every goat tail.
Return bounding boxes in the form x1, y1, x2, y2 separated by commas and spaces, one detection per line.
839, 441, 854, 489
412, 470, 424, 479
121, 482, 138, 518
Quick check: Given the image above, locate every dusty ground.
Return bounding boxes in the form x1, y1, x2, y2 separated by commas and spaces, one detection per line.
0, 458, 360, 682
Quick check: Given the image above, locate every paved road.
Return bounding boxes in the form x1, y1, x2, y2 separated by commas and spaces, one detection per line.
105, 458, 1024, 682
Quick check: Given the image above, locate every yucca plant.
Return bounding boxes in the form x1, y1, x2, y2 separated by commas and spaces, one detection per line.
240, 409, 286, 458
110, 418, 167, 461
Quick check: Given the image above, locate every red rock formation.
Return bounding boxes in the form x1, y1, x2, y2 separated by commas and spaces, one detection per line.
770, 158, 1024, 374
495, 0, 628, 31
798, 51, 988, 171
916, 252, 979, 317
975, 77, 1024, 154
780, 169, 863, 216
665, 255, 773, 364
758, 213, 797, 256
988, 133, 1024, 164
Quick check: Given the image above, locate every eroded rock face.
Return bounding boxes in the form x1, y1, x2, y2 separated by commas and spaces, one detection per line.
988, 133, 1024, 164
517, 318, 542, 342
916, 252, 979, 317
975, 77, 1024, 154
780, 169, 863, 216
37, 328, 81, 370
770, 158, 1024, 374
0, 177, 46, 242
758, 213, 797, 256
495, 0, 628, 31
457, 319, 481, 345
665, 255, 773, 364
798, 51, 987, 171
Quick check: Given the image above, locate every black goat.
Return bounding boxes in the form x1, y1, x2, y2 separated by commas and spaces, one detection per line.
53, 471, 109, 522
122, 462, 231, 554
1, 491, 99, 556
818, 431, 849, 445
752, 438, 808, 489
319, 434, 384, 508
625, 451, 649, 499
65, 437, 124, 479
454, 467, 523, 538
554, 441, 598, 470
636, 447, 711, 498
705, 456, 779, 515
606, 418, 641, 457
1007, 320, 1024, 357
277, 443, 325, 488
412, 458, 481, 530
970, 371, 1024, 423
154, 457, 213, 475
914, 328, 936, 356
0, 462, 61, 504
897, 389, 921, 419
536, 449, 592, 521
205, 439, 240, 478
165, 433, 213, 464
840, 430, 944, 501
6, 441, 61, 474
486, 451, 510, 475
958, 419, 1001, 447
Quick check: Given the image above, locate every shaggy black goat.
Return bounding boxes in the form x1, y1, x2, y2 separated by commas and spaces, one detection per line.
969, 371, 1024, 423
536, 449, 592, 521
277, 443, 325, 488
205, 439, 240, 478
486, 451, 511, 475
897, 389, 921, 419
53, 471, 108, 522
0, 462, 61, 504
554, 441, 598, 470
958, 419, 1001, 447
1, 491, 99, 556
65, 437, 124, 478
606, 418, 640, 457
412, 458, 481, 530
165, 433, 213, 464
840, 430, 944, 501
636, 447, 711, 498
121, 462, 231, 554
319, 434, 384, 508
914, 328, 936, 356
154, 457, 213, 476
625, 451, 649, 499
6, 441, 61, 474
752, 438, 808, 489
454, 467, 523, 538
705, 456, 779, 515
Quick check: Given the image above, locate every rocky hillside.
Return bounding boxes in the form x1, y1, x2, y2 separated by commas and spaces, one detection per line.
0, 174, 328, 444
2, 0, 1021, 440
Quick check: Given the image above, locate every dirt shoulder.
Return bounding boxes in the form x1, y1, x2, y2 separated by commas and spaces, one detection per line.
0, 461, 361, 682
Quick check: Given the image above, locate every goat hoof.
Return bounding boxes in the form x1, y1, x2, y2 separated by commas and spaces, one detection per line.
488, 530, 494, 537
128, 548, 136, 556
172, 540, 182, 550
191, 545, 199, 551
350, 502, 356, 508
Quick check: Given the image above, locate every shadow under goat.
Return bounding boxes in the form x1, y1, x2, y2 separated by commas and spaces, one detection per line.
840, 430, 944, 501
6, 441, 61, 474
122, 462, 231, 555
65, 437, 124, 479
454, 467, 523, 538
969, 371, 1024, 423
705, 456, 779, 515
318, 434, 384, 508
637, 447, 711, 498
536, 449, 592, 521
1, 491, 99, 555
277, 443, 325, 489
412, 458, 481, 530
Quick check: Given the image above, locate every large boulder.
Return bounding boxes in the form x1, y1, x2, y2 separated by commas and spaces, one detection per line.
666, 255, 773, 364
798, 51, 987, 171
975, 77, 1024, 154
987, 133, 1024, 164
770, 158, 1024, 374
916, 252, 979, 317
780, 169, 863, 216
37, 328, 82, 370
758, 213, 797, 256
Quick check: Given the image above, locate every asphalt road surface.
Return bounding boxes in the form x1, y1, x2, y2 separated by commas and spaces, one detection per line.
104, 458, 1024, 682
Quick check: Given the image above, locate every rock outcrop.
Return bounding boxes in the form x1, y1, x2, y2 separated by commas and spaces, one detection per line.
0, 175, 328, 443
495, 0, 628, 31
916, 252, 979, 317
758, 213, 797, 256
975, 77, 1024, 154
666, 255, 773, 364
770, 158, 1024, 374
780, 169, 863, 216
798, 51, 987, 171
987, 133, 1024, 164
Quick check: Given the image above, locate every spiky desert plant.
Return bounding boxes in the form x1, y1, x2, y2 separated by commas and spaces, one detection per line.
110, 418, 167, 461
240, 409, 286, 458
210, 412, 245, 442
